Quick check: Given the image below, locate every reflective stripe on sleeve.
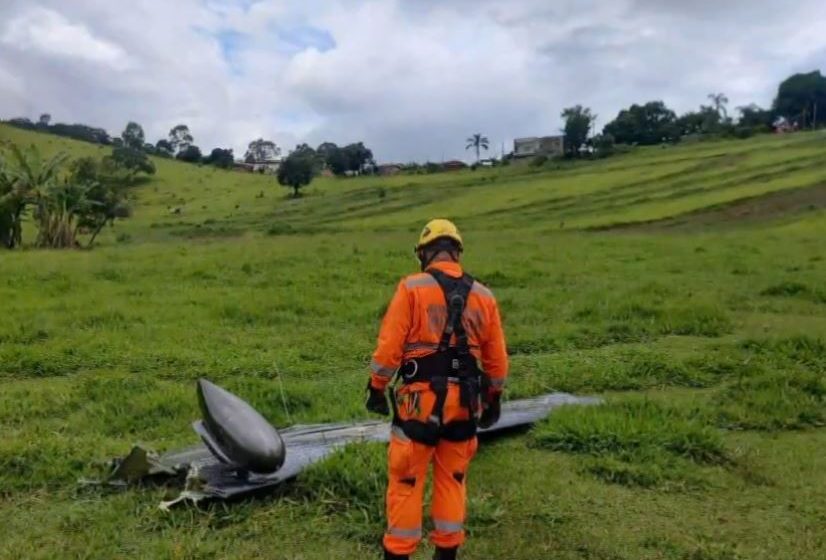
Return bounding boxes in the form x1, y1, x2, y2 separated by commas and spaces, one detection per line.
371, 360, 396, 378
489, 377, 505, 389
404, 275, 438, 289
403, 342, 439, 352
387, 526, 422, 539
471, 281, 494, 298
432, 518, 464, 533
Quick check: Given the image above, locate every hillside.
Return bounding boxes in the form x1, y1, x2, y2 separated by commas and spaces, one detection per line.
1, 125, 825, 559
3, 124, 826, 243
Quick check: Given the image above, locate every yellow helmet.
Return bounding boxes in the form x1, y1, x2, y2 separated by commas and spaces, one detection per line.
416, 219, 463, 251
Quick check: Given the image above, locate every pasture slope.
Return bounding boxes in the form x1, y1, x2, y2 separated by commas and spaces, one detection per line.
1, 124, 825, 560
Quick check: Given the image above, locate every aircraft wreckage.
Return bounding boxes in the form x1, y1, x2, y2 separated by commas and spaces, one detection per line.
95, 379, 600, 508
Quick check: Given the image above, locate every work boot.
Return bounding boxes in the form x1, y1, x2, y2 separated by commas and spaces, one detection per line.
383, 548, 409, 560
433, 546, 458, 560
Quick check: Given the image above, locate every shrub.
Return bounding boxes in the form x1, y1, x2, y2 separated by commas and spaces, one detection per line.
530, 155, 548, 167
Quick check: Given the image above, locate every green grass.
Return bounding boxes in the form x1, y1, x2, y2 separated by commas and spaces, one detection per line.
1, 124, 826, 558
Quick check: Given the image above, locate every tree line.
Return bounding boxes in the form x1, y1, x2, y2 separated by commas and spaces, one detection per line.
559, 69, 826, 158
3, 116, 375, 177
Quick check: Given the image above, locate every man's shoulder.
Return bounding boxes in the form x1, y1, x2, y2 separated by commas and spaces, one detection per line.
401, 272, 438, 290
470, 278, 495, 300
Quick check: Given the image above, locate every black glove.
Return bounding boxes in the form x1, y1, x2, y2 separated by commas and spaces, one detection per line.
477, 392, 501, 429
366, 381, 390, 416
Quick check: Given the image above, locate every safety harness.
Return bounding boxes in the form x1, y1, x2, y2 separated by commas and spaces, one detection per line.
390, 269, 482, 446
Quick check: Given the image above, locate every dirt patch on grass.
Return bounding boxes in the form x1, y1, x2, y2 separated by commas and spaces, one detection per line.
598, 183, 826, 232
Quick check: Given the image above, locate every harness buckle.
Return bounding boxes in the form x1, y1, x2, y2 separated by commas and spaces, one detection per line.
402, 359, 419, 380
451, 358, 460, 370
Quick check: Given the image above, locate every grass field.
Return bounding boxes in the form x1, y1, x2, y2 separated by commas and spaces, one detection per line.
1, 124, 825, 559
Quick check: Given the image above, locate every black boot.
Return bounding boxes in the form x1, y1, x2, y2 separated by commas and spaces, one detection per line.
383, 548, 409, 560
433, 546, 458, 560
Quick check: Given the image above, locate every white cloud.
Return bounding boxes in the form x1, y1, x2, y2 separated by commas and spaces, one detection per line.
2, 7, 130, 70
1, 0, 825, 162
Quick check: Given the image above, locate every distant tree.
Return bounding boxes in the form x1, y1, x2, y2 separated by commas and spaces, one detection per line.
277, 146, 316, 196
677, 106, 722, 136
204, 148, 235, 169
155, 139, 174, 158
603, 101, 679, 145
168, 124, 194, 155
1, 145, 70, 248
121, 122, 145, 150
290, 143, 321, 172
773, 70, 826, 129
465, 133, 489, 163
343, 142, 374, 174
107, 146, 156, 180
176, 145, 203, 163
143, 142, 156, 154
707, 93, 730, 121
8, 117, 35, 130
245, 138, 280, 163
316, 142, 338, 168
67, 158, 131, 248
326, 147, 349, 176
590, 133, 615, 158
38, 113, 51, 127
737, 104, 774, 129
561, 105, 595, 157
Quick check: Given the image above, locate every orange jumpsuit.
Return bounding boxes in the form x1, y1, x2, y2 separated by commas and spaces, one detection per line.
369, 261, 508, 556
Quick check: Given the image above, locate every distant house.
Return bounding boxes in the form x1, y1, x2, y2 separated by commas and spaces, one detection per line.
378, 164, 402, 176
443, 160, 467, 171
233, 162, 255, 173
235, 158, 283, 174
774, 119, 797, 134
513, 136, 565, 158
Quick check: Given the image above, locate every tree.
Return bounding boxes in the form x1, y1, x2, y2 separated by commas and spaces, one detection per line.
603, 101, 679, 145
561, 105, 595, 157
107, 146, 156, 180
316, 142, 339, 168
343, 142, 374, 174
326, 147, 349, 176
0, 145, 67, 249
707, 93, 730, 121
773, 70, 826, 129
465, 133, 489, 163
155, 139, 174, 158
590, 133, 615, 158
38, 113, 51, 127
204, 148, 235, 169
277, 146, 317, 196
737, 104, 774, 129
676, 105, 722, 136
121, 122, 146, 150
245, 138, 280, 163
68, 158, 131, 248
168, 124, 194, 155
176, 145, 203, 163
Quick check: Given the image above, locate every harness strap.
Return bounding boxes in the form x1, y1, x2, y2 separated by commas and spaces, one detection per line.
391, 269, 480, 445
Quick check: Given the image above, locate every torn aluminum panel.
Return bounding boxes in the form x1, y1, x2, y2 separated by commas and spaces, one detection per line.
100, 381, 600, 507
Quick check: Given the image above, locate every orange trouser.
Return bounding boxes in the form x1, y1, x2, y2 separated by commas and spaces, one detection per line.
383, 383, 478, 556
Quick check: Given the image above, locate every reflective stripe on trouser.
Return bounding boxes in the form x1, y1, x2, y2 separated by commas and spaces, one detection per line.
383, 433, 478, 555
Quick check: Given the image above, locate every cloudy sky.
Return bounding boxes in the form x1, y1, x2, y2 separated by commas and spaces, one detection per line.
1, 0, 825, 162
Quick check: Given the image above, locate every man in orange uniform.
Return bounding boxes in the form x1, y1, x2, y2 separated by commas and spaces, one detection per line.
366, 219, 509, 560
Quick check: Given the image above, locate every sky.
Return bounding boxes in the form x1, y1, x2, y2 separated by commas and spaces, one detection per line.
1, 0, 825, 163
